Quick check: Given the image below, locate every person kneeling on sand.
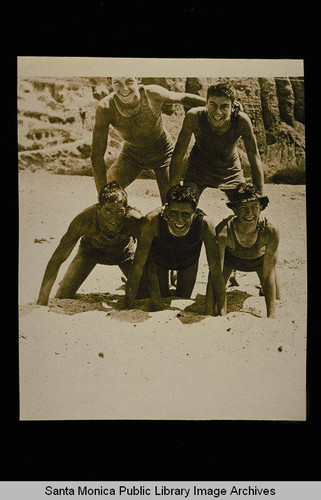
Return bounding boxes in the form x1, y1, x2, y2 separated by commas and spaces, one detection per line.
125, 184, 226, 314
205, 183, 280, 318
37, 181, 149, 306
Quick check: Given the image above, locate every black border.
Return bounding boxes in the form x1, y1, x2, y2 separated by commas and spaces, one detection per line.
5, 1, 317, 484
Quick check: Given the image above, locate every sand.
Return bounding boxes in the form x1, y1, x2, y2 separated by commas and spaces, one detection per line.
18, 170, 307, 420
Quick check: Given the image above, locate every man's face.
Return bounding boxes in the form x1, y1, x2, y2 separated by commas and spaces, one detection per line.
98, 201, 127, 232
207, 95, 233, 130
234, 200, 261, 226
167, 201, 195, 237
111, 77, 140, 104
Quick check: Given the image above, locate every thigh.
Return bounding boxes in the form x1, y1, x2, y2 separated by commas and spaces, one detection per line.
107, 155, 142, 189
56, 252, 96, 299
176, 260, 199, 298
154, 167, 170, 205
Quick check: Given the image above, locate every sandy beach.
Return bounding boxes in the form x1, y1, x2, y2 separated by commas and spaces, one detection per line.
18, 170, 307, 420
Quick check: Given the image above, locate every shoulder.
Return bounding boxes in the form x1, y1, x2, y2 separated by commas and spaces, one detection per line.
237, 111, 254, 130
183, 107, 203, 126
95, 93, 115, 118
264, 219, 280, 242
74, 204, 97, 220
186, 106, 205, 117
68, 205, 96, 234
201, 215, 215, 233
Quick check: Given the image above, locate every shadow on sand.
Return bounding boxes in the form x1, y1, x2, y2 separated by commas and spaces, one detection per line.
40, 288, 254, 324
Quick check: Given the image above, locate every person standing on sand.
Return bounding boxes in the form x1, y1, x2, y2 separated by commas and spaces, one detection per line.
125, 184, 226, 315
37, 182, 150, 306
205, 183, 280, 318
91, 77, 206, 204
169, 82, 264, 201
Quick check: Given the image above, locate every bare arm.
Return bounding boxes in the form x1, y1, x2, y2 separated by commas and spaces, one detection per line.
37, 214, 90, 305
202, 218, 227, 315
261, 227, 280, 318
239, 113, 264, 194
169, 110, 196, 186
125, 214, 159, 309
146, 84, 206, 109
91, 104, 112, 193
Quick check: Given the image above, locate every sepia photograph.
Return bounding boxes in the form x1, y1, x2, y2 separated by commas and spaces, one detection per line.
17, 57, 306, 421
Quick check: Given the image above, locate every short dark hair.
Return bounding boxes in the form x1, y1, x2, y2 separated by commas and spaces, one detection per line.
166, 184, 198, 211
98, 181, 128, 206
207, 82, 236, 103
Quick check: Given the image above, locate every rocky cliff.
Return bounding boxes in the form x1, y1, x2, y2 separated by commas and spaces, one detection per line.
18, 76, 305, 183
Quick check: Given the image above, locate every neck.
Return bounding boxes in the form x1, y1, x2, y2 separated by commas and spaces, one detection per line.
234, 217, 258, 235
208, 115, 230, 134
115, 91, 141, 109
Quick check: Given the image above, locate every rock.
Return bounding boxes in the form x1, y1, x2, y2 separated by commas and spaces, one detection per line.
258, 78, 281, 145
290, 77, 305, 124
17, 76, 305, 180
275, 77, 295, 127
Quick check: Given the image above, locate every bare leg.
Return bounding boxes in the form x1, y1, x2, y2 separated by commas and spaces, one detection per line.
55, 252, 96, 299
107, 157, 142, 189
176, 261, 199, 299
154, 167, 170, 205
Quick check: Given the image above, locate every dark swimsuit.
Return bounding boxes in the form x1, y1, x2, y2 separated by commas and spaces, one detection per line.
184, 108, 245, 190
109, 86, 173, 170
216, 216, 268, 272
150, 209, 205, 271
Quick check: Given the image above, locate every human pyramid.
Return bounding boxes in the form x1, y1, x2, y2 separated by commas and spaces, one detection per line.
37, 77, 280, 318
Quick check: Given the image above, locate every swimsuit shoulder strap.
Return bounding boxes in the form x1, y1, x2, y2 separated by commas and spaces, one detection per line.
216, 215, 234, 237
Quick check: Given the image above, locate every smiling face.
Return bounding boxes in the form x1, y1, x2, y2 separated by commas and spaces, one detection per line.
207, 95, 233, 131
166, 201, 195, 237
111, 77, 140, 104
233, 200, 262, 228
98, 202, 127, 233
